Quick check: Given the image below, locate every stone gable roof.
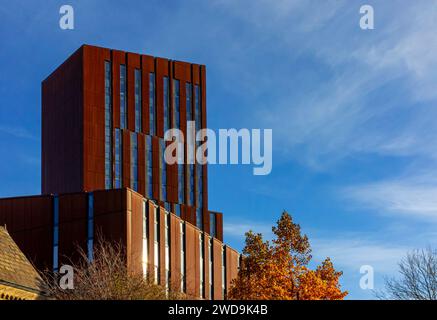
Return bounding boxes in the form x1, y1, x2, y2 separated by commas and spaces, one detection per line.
0, 226, 46, 296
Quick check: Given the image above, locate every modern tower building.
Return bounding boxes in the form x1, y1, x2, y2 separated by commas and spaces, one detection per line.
0, 45, 238, 300
41, 44, 222, 240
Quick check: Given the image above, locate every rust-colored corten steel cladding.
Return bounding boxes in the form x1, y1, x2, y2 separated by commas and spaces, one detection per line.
0, 195, 53, 272
41, 45, 222, 240
42, 48, 84, 194
1, 44, 239, 301
0, 188, 239, 300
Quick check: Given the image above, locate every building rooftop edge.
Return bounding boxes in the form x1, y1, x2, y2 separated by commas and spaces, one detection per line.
42, 44, 206, 84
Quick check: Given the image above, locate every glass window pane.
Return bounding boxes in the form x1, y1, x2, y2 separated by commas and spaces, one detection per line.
135, 69, 142, 132
120, 65, 127, 129
149, 73, 156, 135
146, 135, 153, 198
104, 61, 113, 189
163, 77, 170, 133
160, 139, 167, 201
173, 80, 180, 129
115, 129, 122, 188
131, 133, 138, 191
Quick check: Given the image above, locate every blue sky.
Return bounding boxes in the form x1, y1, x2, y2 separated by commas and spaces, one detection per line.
2, 0, 437, 299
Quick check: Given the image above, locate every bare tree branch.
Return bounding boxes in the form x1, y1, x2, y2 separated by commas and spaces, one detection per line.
377, 247, 437, 300
41, 236, 187, 300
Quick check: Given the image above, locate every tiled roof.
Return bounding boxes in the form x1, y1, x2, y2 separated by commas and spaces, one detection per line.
0, 226, 46, 294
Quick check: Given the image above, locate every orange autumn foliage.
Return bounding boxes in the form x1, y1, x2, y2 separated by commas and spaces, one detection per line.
228, 212, 347, 300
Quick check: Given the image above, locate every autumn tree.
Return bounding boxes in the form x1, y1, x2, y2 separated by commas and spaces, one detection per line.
228, 211, 347, 300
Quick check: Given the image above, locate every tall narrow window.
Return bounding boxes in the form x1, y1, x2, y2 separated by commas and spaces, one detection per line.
120, 65, 127, 129
163, 76, 170, 133
154, 207, 160, 284
186, 83, 193, 161
178, 164, 184, 205
180, 222, 186, 293
104, 61, 113, 189
186, 83, 194, 205
175, 79, 183, 206
160, 139, 167, 202
210, 213, 216, 238
209, 238, 213, 299
131, 133, 138, 192
165, 211, 170, 289
53, 195, 59, 272
195, 85, 201, 135
200, 234, 205, 298
146, 135, 153, 198
149, 73, 156, 135
135, 69, 142, 132
222, 246, 226, 299
115, 128, 122, 188
173, 80, 180, 129
186, 165, 191, 205
195, 84, 203, 216
189, 164, 195, 206
196, 207, 203, 230
197, 164, 203, 207
186, 83, 193, 153
87, 193, 94, 262
186, 83, 192, 121
196, 164, 203, 228
142, 201, 148, 277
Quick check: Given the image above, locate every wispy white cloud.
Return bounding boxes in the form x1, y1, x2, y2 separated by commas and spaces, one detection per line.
322, 3, 437, 225
343, 171, 437, 221
3, 0, 436, 298
224, 220, 273, 239
233, 1, 437, 169
360, 4, 437, 102
311, 235, 408, 274
0, 125, 38, 140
